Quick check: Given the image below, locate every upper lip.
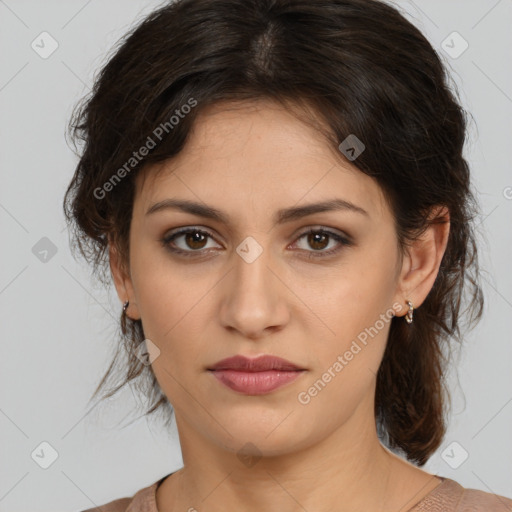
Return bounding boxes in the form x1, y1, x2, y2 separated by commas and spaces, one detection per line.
208, 355, 305, 372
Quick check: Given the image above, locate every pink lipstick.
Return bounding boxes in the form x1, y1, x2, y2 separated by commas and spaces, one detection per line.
207, 354, 306, 395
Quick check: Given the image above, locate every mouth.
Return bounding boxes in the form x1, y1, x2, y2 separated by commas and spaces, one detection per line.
207, 354, 305, 372
207, 354, 306, 395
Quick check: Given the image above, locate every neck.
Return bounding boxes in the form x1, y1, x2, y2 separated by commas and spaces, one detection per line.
156, 392, 437, 512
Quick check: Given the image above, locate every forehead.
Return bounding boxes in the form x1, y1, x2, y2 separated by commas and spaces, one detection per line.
134, 100, 391, 222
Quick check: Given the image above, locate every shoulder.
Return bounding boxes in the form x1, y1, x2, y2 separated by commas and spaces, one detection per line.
78, 478, 161, 512
80, 496, 132, 512
412, 476, 512, 511
457, 486, 512, 511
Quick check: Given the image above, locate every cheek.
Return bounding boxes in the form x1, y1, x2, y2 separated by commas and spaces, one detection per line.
296, 247, 397, 394
131, 262, 213, 406
295, 298, 392, 436
131, 238, 202, 320
301, 248, 396, 346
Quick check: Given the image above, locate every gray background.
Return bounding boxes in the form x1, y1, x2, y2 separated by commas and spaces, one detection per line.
1, 1, 511, 511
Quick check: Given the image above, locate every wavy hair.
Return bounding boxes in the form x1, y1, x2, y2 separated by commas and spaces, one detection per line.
63, 0, 484, 465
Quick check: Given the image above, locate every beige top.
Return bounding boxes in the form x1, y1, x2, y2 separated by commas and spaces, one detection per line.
81, 474, 512, 511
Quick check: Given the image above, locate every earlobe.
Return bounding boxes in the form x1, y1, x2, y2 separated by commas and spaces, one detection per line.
394, 206, 450, 315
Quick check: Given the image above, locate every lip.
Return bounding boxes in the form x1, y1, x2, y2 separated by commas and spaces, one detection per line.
209, 369, 305, 395
207, 355, 306, 395
208, 354, 304, 372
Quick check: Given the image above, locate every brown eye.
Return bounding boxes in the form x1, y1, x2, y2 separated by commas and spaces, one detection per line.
306, 232, 330, 251
161, 226, 352, 260
182, 231, 208, 250
292, 228, 352, 259
162, 228, 220, 255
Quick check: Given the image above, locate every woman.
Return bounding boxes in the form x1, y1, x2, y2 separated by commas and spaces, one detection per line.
63, 0, 512, 510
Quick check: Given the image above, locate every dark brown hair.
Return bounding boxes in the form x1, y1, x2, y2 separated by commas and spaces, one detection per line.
63, 0, 484, 465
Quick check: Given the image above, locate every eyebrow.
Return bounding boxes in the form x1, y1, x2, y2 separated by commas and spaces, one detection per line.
145, 197, 369, 224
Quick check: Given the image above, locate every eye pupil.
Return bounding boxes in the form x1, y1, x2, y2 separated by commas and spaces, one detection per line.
186, 231, 207, 249
308, 232, 329, 250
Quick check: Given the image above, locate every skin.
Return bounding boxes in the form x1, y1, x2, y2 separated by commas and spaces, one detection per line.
110, 99, 450, 512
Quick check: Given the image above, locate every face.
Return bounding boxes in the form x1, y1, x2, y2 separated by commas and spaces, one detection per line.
113, 99, 414, 458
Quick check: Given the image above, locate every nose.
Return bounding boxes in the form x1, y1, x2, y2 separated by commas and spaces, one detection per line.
218, 242, 290, 340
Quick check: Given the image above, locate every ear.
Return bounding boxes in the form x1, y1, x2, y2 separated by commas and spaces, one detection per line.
109, 239, 141, 321
393, 206, 450, 317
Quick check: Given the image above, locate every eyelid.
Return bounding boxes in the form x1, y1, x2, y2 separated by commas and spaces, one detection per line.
161, 225, 353, 257
290, 225, 353, 244
162, 226, 222, 251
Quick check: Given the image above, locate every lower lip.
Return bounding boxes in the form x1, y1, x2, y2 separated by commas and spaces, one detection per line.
209, 369, 305, 395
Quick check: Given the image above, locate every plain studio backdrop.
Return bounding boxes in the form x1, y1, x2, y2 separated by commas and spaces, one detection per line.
0, 1, 511, 511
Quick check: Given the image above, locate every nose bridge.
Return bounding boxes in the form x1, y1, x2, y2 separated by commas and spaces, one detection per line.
219, 234, 288, 336
232, 235, 276, 302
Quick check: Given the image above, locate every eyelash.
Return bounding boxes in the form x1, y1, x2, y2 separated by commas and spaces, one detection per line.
160, 227, 353, 260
